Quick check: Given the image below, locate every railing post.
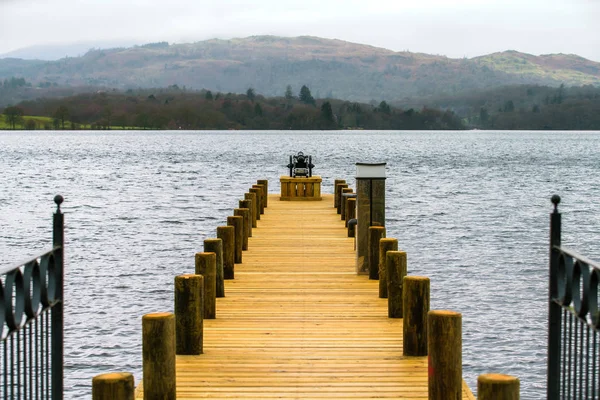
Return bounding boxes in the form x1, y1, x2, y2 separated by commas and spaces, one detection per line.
52, 194, 64, 400
378, 238, 398, 298
92, 372, 135, 400
548, 195, 561, 399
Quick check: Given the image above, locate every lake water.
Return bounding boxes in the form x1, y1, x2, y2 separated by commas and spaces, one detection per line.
1, 130, 599, 399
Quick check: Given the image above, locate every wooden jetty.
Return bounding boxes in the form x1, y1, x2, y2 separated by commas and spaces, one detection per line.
132, 193, 476, 399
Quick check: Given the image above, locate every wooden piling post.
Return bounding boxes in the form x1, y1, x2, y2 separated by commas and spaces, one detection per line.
194, 253, 216, 319
347, 198, 356, 237
403, 276, 429, 356
378, 238, 398, 298
386, 251, 407, 318
334, 179, 345, 208
249, 188, 262, 220
341, 188, 353, 221
245, 192, 258, 227
227, 215, 243, 265
478, 374, 520, 400
142, 312, 175, 400
92, 372, 134, 400
257, 179, 268, 208
368, 226, 386, 280
252, 184, 266, 215
428, 310, 462, 400
234, 208, 250, 250
217, 225, 235, 280
336, 183, 349, 214
204, 238, 224, 298
344, 194, 356, 227
174, 274, 204, 354
239, 199, 253, 237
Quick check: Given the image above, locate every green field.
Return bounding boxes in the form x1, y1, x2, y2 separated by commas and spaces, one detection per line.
0, 115, 57, 130
0, 115, 126, 130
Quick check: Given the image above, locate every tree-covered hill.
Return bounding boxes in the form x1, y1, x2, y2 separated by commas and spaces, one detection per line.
1, 36, 599, 106
397, 84, 600, 130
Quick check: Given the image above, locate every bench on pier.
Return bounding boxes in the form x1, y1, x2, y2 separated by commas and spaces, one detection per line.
279, 175, 322, 200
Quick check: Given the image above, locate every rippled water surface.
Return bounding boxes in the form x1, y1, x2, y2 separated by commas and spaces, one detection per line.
1, 130, 599, 399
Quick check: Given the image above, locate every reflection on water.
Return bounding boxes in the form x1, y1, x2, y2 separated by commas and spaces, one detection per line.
1, 130, 599, 399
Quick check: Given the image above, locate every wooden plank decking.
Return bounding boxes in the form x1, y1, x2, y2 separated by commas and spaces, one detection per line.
136, 194, 475, 399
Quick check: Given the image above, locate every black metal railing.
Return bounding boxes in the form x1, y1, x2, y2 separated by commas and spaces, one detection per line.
0, 196, 64, 400
548, 195, 600, 399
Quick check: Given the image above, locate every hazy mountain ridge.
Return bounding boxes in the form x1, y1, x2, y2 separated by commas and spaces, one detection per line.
1, 36, 599, 103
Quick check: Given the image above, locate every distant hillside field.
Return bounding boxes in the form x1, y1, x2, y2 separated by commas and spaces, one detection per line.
1, 36, 599, 105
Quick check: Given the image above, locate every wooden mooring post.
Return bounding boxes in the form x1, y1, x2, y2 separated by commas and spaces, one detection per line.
239, 199, 253, 237
378, 238, 398, 298
227, 215, 243, 266
216, 225, 235, 280
428, 310, 462, 400
334, 179, 346, 208
336, 183, 348, 214
249, 188, 262, 220
194, 253, 216, 319
245, 192, 258, 227
142, 313, 176, 400
347, 197, 356, 237
204, 238, 224, 298
234, 208, 250, 251
368, 226, 386, 280
341, 187, 353, 221
252, 184, 266, 215
478, 374, 520, 399
403, 276, 429, 356
386, 251, 407, 318
257, 179, 268, 207
175, 274, 204, 354
92, 372, 134, 400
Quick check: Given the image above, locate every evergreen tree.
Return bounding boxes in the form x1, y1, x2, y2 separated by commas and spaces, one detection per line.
246, 88, 256, 102
377, 101, 391, 115
285, 85, 294, 100
321, 101, 334, 122
299, 85, 315, 106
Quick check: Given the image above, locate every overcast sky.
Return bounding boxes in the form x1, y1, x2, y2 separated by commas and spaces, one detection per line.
1, 0, 599, 61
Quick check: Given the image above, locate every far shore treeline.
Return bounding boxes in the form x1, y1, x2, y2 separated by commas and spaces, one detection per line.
2, 82, 600, 131
0, 85, 464, 130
